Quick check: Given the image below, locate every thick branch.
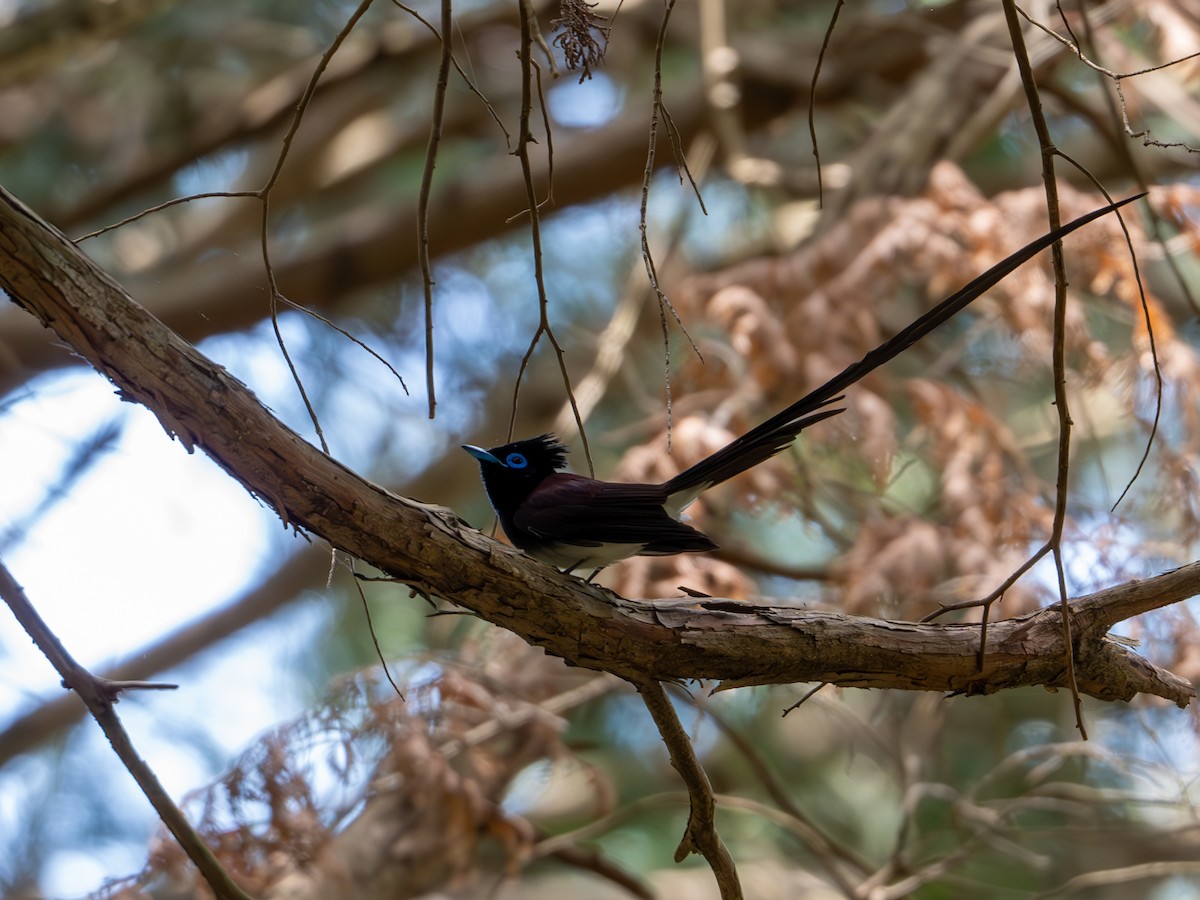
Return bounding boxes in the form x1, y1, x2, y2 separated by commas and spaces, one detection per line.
0, 186, 1194, 709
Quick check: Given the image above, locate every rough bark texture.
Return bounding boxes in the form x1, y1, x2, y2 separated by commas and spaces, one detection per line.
0, 186, 1194, 708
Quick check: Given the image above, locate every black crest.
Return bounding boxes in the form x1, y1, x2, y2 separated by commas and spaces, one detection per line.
488, 433, 569, 472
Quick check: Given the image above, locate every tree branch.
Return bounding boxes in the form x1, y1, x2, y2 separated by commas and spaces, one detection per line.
0, 557, 254, 900
0, 546, 332, 766
635, 679, 741, 898
0, 185, 1194, 710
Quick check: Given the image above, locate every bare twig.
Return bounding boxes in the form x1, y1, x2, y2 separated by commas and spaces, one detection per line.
1067, 4, 1177, 497
546, 841, 654, 899
551, 134, 715, 439
256, 0, 379, 453
808, 0, 845, 207
0, 558, 254, 900
415, 0, 454, 418
1001, 0, 1086, 739
74, 191, 258, 242
392, 1, 513, 145
640, 0, 704, 448
353, 566, 406, 700
277, 293, 409, 394
922, 542, 1051, 676
508, 0, 593, 470
1015, 4, 1200, 153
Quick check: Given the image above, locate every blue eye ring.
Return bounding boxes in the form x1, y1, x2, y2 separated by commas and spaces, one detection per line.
505, 452, 528, 469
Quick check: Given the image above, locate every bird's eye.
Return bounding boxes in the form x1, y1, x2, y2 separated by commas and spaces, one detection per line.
505, 453, 528, 469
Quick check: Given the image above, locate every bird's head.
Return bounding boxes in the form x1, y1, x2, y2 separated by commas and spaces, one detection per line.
463, 433, 567, 474
462, 434, 568, 510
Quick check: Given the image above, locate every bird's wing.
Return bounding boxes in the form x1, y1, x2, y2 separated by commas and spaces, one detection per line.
513, 474, 716, 552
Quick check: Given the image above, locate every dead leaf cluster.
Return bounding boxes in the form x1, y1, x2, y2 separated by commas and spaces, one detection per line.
602, 166, 1200, 639
98, 639, 599, 900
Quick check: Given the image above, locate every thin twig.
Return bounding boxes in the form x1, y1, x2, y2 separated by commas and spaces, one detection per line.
547, 842, 654, 899
534, 791, 696, 855
0, 548, 332, 768
1014, 4, 1200, 153
0, 558, 254, 900
353, 568, 406, 700
1066, 4, 1175, 499
258, 0, 378, 453
533, 57, 555, 207
1044, 156, 1157, 511
392, 0, 512, 146
781, 681, 827, 716
414, 0, 455, 418
263, 220, 329, 453
74, 191, 258, 242
807, 0, 845, 208
551, 135, 715, 439
508, 0, 593, 470
641, 0, 702, 449
923, 543, 1051, 674
1000, 0, 1086, 739
277, 294, 409, 393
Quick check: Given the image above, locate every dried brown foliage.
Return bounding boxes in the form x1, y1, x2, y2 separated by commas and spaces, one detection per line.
607, 166, 1200, 641
99, 638, 610, 900
552, 0, 609, 83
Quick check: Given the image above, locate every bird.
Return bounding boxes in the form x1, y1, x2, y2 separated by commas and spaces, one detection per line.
465, 194, 1141, 578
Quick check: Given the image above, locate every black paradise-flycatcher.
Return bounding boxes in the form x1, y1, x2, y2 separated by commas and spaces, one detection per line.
465, 195, 1142, 578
